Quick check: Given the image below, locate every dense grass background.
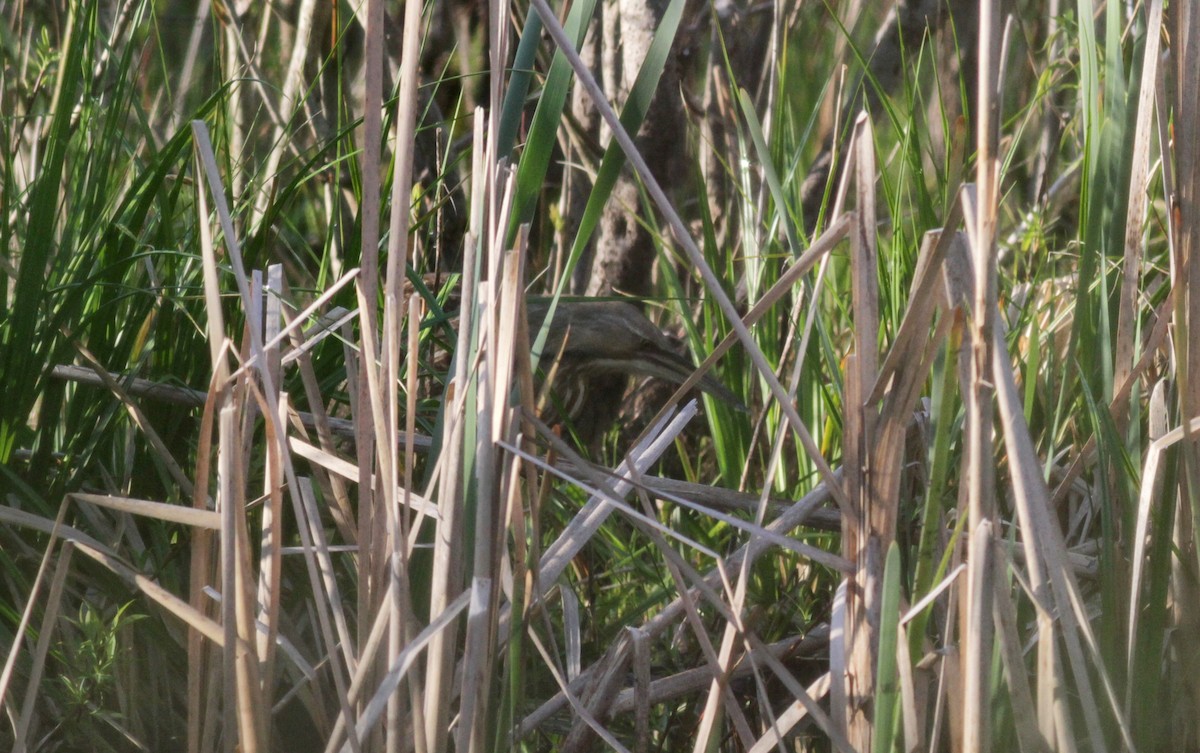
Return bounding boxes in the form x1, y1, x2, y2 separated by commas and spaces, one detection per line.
1, 1, 1195, 751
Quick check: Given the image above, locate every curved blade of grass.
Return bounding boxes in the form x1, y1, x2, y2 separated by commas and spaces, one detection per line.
558, 0, 688, 266
497, 11, 543, 160
508, 0, 598, 241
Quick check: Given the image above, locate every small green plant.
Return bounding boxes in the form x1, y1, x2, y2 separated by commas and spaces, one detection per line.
50, 601, 145, 752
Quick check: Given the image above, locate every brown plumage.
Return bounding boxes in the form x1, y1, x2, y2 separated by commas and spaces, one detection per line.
528, 300, 739, 444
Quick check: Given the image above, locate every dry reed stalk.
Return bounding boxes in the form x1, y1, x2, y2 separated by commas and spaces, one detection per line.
951, 249, 1127, 751
282, 300, 361, 547
993, 319, 1124, 752
218, 403, 268, 753
421, 110, 484, 752
254, 267, 285, 726
0, 499, 71, 718
354, 6, 386, 736
1115, 0, 1164, 397
992, 546, 1048, 753
0, 506, 232, 645
192, 121, 230, 753
194, 119, 365, 749
11, 541, 75, 753
65, 341, 196, 496
328, 591, 472, 753
72, 492, 219, 528
747, 672, 833, 753
841, 112, 880, 751
961, 1, 1002, 749
1168, 2, 1200, 741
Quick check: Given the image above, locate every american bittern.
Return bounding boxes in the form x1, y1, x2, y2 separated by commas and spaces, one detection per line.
528, 300, 739, 445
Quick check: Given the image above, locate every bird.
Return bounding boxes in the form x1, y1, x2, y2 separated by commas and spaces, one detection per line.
527, 300, 740, 445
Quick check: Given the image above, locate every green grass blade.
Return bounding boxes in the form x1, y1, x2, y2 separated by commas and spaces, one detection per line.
550, 0, 688, 296
874, 541, 903, 753
497, 11, 544, 160
738, 87, 803, 258
508, 0, 598, 242
0, 4, 91, 465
